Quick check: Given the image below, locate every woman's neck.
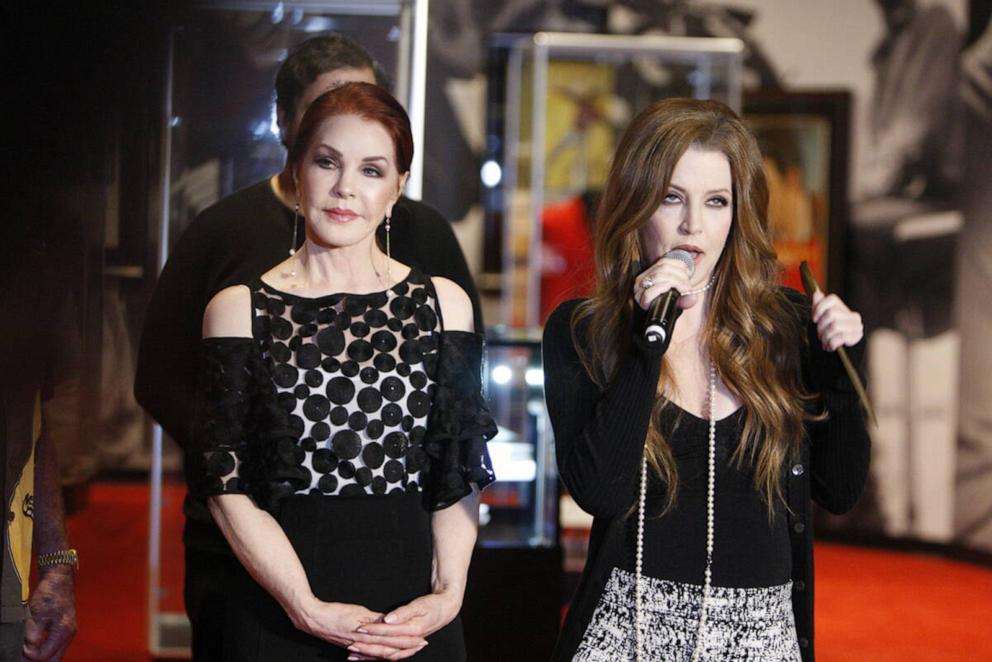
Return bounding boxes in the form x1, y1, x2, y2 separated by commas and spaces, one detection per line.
272, 238, 396, 295
668, 293, 710, 349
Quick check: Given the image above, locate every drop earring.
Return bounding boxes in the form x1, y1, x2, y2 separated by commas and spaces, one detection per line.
289, 202, 300, 256
384, 215, 392, 285
289, 202, 300, 278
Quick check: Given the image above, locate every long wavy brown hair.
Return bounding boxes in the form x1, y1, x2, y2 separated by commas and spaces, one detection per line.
573, 98, 816, 514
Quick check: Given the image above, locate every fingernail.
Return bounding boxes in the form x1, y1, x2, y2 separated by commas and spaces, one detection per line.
348, 645, 360, 652
384, 615, 395, 624
356, 627, 368, 634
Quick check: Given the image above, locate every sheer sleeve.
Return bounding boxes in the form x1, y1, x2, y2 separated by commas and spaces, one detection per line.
421, 330, 497, 510
190, 338, 255, 498
191, 337, 310, 511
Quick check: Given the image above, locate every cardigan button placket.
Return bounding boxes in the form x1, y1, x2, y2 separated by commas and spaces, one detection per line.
791, 463, 804, 476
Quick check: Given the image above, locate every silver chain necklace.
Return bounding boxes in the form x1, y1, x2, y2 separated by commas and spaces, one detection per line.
635, 361, 717, 662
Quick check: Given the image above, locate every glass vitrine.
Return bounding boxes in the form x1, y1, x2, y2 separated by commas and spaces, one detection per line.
477, 329, 557, 548
461, 329, 561, 660
483, 32, 745, 327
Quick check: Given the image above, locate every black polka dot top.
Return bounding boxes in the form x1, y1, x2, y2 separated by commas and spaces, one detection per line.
192, 267, 497, 511
250, 267, 440, 497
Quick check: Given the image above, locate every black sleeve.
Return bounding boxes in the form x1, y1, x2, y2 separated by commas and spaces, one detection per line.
421, 331, 497, 510
542, 300, 663, 519
133, 216, 213, 449
189, 338, 255, 499
788, 289, 872, 514
189, 338, 310, 510
392, 198, 484, 333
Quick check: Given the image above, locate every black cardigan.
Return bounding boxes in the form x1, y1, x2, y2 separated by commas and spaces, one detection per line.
542, 291, 870, 662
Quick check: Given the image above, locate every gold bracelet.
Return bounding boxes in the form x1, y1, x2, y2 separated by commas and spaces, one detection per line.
37, 548, 79, 571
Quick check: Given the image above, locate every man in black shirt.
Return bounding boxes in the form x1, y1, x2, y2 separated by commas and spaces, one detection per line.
134, 34, 481, 659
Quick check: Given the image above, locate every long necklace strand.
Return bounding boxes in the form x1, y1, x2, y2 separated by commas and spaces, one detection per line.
634, 361, 717, 661
690, 362, 718, 662
635, 454, 647, 662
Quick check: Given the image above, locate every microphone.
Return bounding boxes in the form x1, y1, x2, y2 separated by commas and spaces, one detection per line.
643, 249, 695, 350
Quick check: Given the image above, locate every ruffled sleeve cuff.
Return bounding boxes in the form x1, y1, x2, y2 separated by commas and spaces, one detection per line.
191, 338, 310, 512
421, 330, 497, 510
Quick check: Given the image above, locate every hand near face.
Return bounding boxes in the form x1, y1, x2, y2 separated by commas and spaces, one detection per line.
811, 290, 864, 351
344, 591, 461, 660
633, 255, 699, 311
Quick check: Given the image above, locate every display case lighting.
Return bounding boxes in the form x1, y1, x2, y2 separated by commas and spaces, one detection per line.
481, 159, 502, 187
488, 440, 538, 483
491, 364, 513, 385
524, 367, 543, 386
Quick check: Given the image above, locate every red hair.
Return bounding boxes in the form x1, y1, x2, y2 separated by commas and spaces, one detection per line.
288, 81, 413, 174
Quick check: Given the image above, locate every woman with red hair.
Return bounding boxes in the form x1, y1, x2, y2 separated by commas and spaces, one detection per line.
192, 82, 495, 661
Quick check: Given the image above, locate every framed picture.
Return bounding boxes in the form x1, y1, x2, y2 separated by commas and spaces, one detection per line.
743, 91, 851, 296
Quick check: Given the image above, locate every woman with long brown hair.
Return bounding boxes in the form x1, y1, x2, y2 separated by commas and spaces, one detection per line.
543, 98, 870, 661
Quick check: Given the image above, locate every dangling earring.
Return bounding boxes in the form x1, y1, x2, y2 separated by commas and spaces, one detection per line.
384, 215, 392, 285
289, 202, 300, 278
289, 202, 300, 256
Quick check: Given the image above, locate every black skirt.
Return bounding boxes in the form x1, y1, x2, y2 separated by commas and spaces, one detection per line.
220, 491, 465, 661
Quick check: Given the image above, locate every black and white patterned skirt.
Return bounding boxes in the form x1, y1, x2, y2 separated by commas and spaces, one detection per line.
574, 568, 801, 662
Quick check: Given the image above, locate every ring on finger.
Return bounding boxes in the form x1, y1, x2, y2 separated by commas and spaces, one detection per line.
641, 277, 654, 290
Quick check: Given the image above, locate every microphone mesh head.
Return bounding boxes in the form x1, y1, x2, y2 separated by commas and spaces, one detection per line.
663, 249, 696, 277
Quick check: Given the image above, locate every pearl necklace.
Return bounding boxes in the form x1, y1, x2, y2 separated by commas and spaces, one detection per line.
682, 276, 716, 297
635, 361, 717, 662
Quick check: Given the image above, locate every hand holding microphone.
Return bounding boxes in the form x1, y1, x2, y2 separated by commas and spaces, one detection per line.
635, 249, 697, 352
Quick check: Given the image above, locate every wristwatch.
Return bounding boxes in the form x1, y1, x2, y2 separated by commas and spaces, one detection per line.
37, 549, 79, 571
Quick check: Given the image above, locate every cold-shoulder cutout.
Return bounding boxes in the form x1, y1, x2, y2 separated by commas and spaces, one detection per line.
203, 285, 252, 339
431, 276, 473, 332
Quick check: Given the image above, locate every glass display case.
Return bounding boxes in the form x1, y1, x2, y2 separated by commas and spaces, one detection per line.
478, 329, 557, 548
479, 327, 558, 547
461, 329, 562, 661
147, 1, 428, 656
482, 32, 745, 327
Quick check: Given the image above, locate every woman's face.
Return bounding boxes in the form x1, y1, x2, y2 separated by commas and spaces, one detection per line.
642, 146, 734, 287
296, 113, 407, 250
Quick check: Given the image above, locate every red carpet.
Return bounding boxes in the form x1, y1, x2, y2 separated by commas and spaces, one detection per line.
62, 483, 992, 661
815, 542, 992, 661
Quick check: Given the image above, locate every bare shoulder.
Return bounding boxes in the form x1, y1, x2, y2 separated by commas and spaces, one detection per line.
203, 285, 253, 338
431, 277, 473, 332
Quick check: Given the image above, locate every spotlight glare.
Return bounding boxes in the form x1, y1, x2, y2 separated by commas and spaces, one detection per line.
480, 160, 502, 188
525, 368, 544, 386
491, 365, 512, 385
